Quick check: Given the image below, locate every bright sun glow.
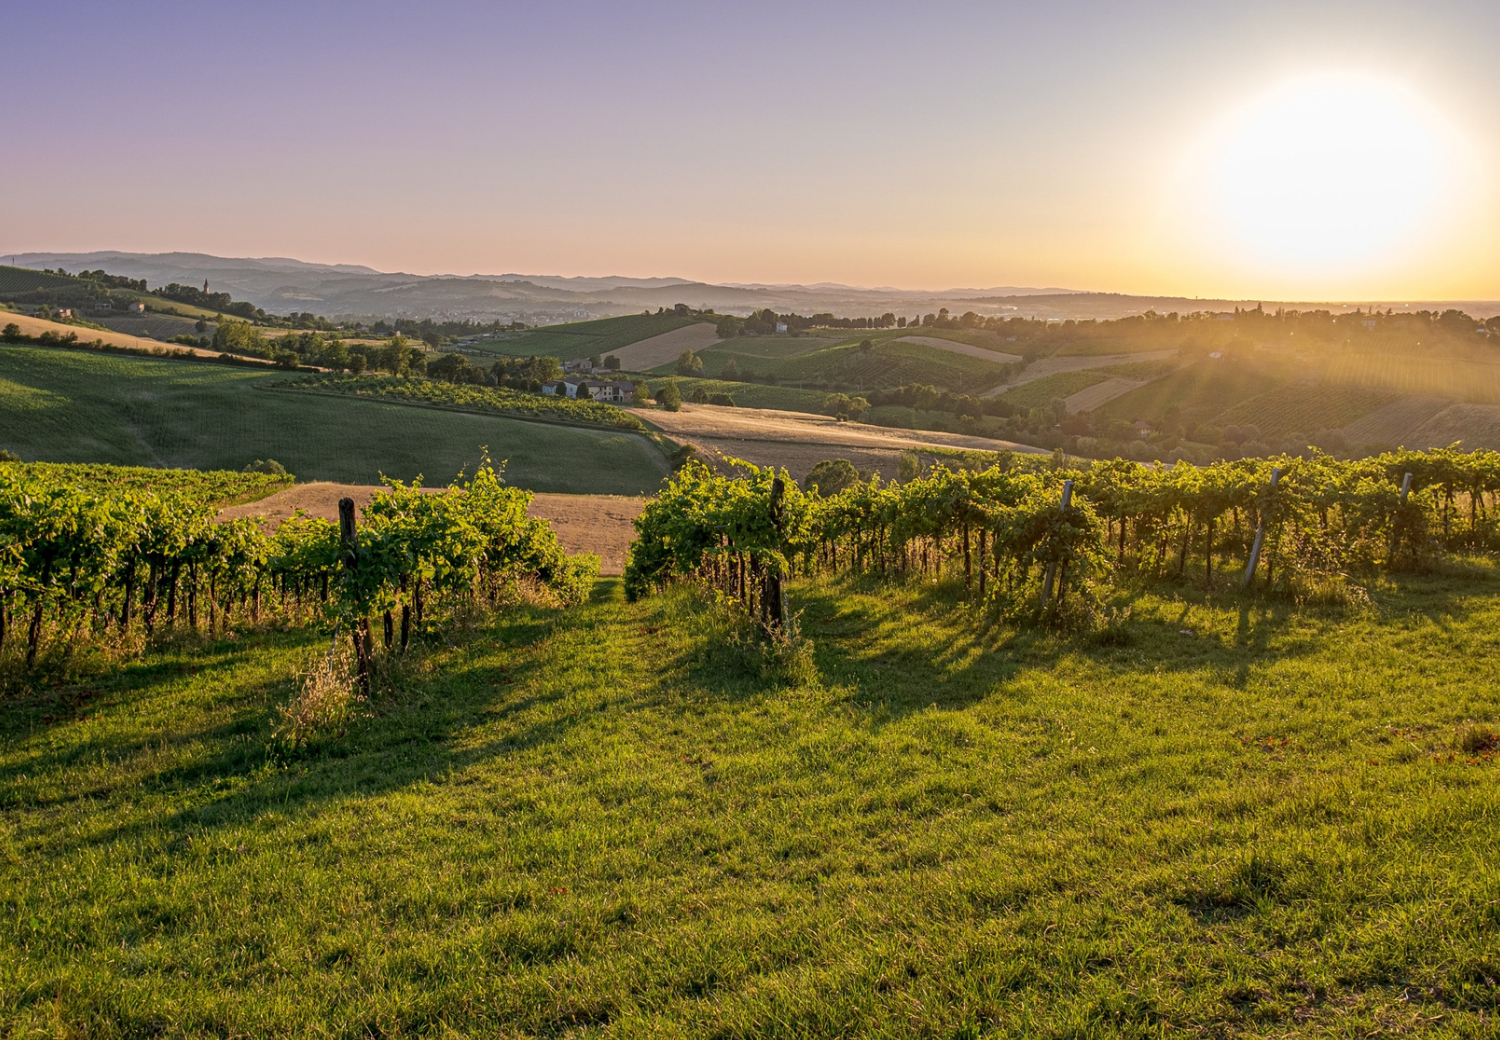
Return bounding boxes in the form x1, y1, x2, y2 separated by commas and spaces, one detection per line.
1201, 73, 1460, 274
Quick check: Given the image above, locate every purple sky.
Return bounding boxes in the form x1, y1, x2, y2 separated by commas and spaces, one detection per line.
3, 0, 1497, 296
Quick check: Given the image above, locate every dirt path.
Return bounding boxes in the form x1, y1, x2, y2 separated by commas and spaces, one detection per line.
216, 482, 644, 575
981, 348, 1178, 397
632, 403, 1045, 459
612, 323, 721, 371
896, 335, 1023, 364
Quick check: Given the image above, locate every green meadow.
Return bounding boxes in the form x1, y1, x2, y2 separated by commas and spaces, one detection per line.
0, 345, 669, 493
3, 569, 1499, 1036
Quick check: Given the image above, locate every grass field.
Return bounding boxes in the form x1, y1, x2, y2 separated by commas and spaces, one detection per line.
471, 314, 701, 360
4, 569, 1499, 1036
0, 346, 669, 494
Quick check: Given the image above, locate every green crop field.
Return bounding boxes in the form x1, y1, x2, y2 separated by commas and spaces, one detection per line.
0, 346, 669, 494
686, 339, 1013, 394
470, 314, 701, 359
1096, 360, 1280, 425
1213, 385, 1399, 437
5, 568, 1499, 1036
97, 313, 211, 341
997, 370, 1111, 410
656, 377, 830, 413
0, 264, 76, 294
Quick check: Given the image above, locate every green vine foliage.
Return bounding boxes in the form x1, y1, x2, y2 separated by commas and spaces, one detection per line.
0, 462, 595, 672
626, 446, 1500, 622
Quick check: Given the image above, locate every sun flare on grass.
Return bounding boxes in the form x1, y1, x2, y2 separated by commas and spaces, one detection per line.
1194, 73, 1465, 277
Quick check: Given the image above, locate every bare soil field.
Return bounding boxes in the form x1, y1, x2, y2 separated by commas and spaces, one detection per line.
612, 323, 721, 371
1, 311, 224, 357
982, 348, 1178, 397
631, 403, 1045, 466
1063, 376, 1146, 413
216, 482, 643, 575
896, 336, 1023, 364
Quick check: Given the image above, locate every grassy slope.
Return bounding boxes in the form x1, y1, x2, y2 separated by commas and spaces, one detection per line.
4, 572, 1500, 1036
657, 377, 830, 413
1097, 360, 1281, 425
0, 346, 668, 494
683, 338, 1012, 394
471, 314, 701, 359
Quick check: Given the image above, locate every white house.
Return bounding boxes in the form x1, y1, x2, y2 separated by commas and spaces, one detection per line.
542, 377, 635, 403
561, 358, 592, 373
775, 322, 788, 333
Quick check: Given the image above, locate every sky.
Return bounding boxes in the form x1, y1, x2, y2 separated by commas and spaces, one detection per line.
2, 0, 1498, 300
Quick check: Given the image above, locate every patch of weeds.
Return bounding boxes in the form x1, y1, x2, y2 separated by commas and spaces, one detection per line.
272, 642, 365, 748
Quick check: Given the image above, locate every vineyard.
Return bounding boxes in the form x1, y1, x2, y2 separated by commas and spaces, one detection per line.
0, 461, 594, 677
1212, 384, 1397, 438
6, 460, 291, 504
626, 446, 1500, 625
278, 374, 647, 432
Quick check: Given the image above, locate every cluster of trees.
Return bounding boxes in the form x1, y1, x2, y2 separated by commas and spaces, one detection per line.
76, 270, 148, 292
719, 310, 901, 337
157, 283, 263, 320
426, 353, 564, 391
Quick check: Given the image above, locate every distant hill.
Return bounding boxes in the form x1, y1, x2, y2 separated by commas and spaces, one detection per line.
8, 251, 1499, 324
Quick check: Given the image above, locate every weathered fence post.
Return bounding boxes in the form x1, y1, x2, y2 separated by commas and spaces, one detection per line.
1389, 471, 1414, 563
1241, 467, 1282, 588
765, 477, 787, 631
339, 497, 371, 695
1040, 479, 1074, 611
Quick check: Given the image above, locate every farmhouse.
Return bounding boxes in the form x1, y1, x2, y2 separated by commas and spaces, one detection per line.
562, 358, 592, 373
541, 377, 635, 403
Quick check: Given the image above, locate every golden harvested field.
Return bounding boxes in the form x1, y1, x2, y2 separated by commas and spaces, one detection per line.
1340, 397, 1450, 446
633, 402, 1044, 455
1064, 376, 1145, 413
217, 482, 644, 575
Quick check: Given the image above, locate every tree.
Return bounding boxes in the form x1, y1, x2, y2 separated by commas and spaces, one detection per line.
603, 354, 621, 371
348, 353, 367, 374
715, 316, 738, 339
708, 393, 736, 407
858, 338, 873, 353
657, 380, 682, 412
721, 357, 740, 381
675, 350, 703, 376
1, 324, 21, 343
897, 451, 922, 482
803, 459, 861, 497
690, 387, 709, 404
243, 458, 287, 475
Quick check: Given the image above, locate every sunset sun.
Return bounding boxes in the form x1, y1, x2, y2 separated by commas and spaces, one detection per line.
1200, 74, 1462, 274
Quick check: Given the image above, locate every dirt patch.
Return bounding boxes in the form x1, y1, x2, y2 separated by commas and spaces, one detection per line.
612, 323, 721, 371
216, 482, 643, 575
896, 336, 1023, 364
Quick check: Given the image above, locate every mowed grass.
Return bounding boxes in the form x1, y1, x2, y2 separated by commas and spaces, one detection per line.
471, 314, 701, 360
0, 346, 669, 494
4, 570, 1499, 1036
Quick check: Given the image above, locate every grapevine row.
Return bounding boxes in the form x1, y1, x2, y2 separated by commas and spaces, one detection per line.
625, 447, 1500, 617
0, 463, 595, 672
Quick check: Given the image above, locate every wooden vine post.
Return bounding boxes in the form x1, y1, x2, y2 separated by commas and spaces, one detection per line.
339, 497, 372, 695
1241, 467, 1282, 588
765, 477, 787, 631
1040, 479, 1074, 611
1390, 471, 1414, 562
